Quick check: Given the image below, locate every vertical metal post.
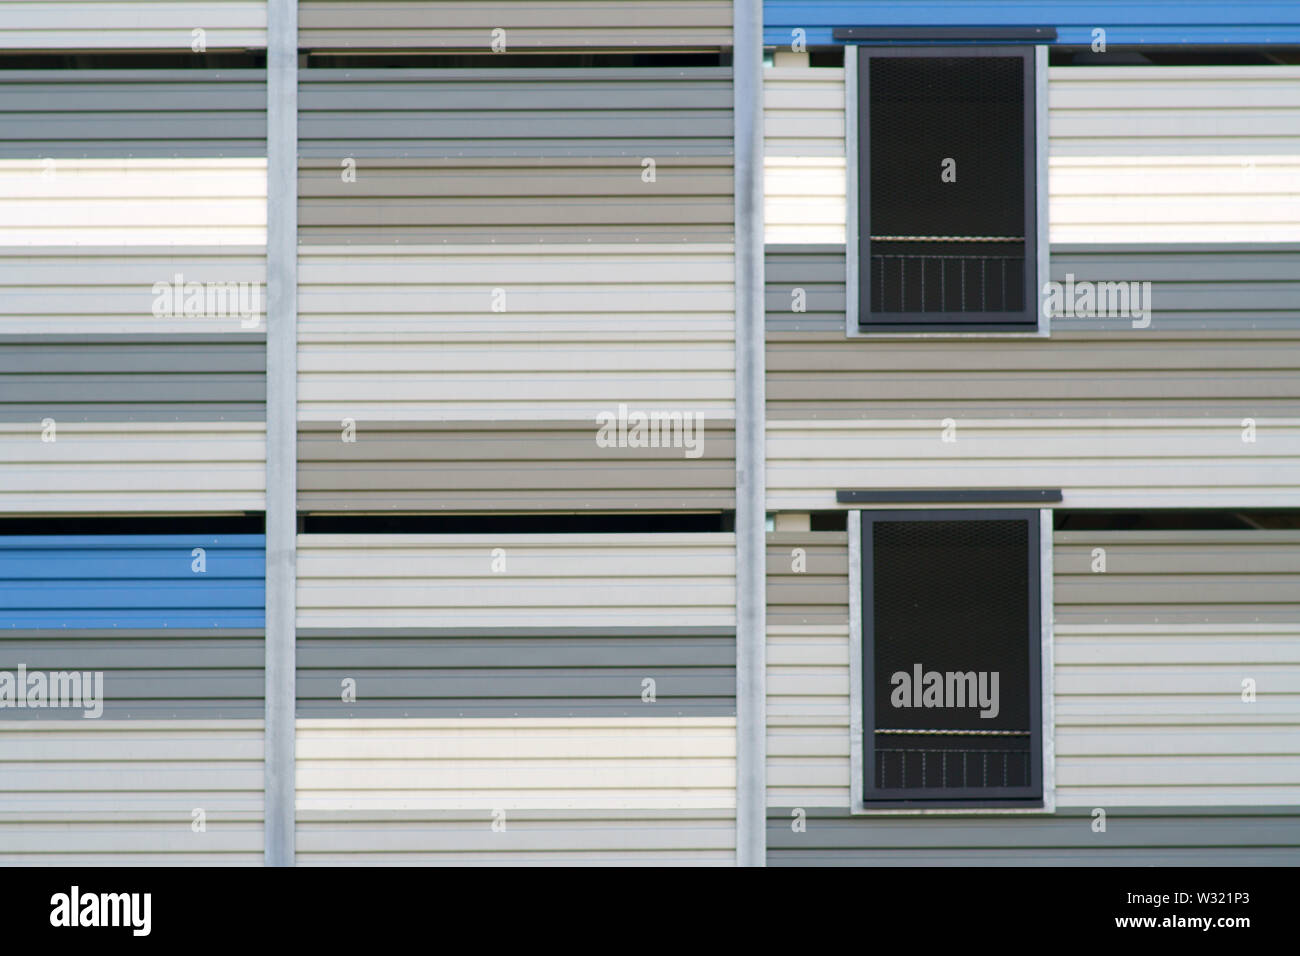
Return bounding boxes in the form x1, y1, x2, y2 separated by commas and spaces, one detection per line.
733, 0, 766, 866
265, 0, 297, 867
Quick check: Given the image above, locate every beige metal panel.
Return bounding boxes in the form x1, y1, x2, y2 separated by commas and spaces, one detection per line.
298, 421, 734, 513
299, 158, 733, 245
769, 331, 1300, 418
0, 247, 265, 335
296, 718, 736, 810
0, 720, 263, 864
0, 159, 267, 246
0, 421, 265, 513
763, 64, 1300, 244
298, 243, 734, 422
298, 0, 732, 50
766, 419, 1300, 511
0, 2, 266, 50
297, 533, 737, 629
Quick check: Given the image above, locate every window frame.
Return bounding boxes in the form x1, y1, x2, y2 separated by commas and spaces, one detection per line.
852, 508, 1047, 810
845, 44, 1049, 336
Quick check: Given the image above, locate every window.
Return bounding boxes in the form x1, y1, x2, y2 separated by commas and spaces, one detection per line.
852, 46, 1040, 331
858, 510, 1043, 807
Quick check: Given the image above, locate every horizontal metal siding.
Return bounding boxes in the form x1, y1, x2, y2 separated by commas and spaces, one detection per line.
297, 534, 736, 629
298, 0, 731, 50
0, 720, 263, 864
298, 69, 732, 243
297, 245, 734, 419
0, 159, 267, 246
296, 628, 736, 717
0, 335, 265, 421
766, 531, 851, 808
763, 1, 1300, 46
0, 629, 263, 719
763, 65, 1300, 244
0, 71, 266, 158
763, 530, 1300, 810
767, 807, 1300, 866
297, 808, 736, 865
0, 248, 266, 334
767, 243, 1300, 332
0, 421, 266, 513
0, 535, 265, 628
296, 719, 735, 810
0, 2, 266, 50
298, 421, 734, 512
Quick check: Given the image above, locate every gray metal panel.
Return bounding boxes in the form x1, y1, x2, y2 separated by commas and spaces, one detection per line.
298, 0, 732, 50
768, 243, 1300, 332
768, 807, 1300, 865
1055, 531, 1300, 625
296, 630, 736, 717
0, 71, 267, 158
298, 69, 733, 242
298, 421, 736, 512
0, 336, 265, 422
0, 629, 263, 719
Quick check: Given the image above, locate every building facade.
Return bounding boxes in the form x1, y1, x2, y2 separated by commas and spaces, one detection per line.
0, 0, 1297, 865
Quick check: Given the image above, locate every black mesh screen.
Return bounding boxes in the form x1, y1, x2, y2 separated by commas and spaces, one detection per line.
869, 517, 1033, 793
865, 53, 1028, 318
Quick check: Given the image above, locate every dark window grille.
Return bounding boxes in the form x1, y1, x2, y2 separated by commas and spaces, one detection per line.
857, 48, 1037, 329
860, 510, 1043, 806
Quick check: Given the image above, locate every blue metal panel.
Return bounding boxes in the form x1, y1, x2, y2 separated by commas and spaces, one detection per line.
765, 1, 1300, 47
0, 535, 265, 629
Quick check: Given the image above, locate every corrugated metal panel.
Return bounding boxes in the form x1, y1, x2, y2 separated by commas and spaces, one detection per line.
766, 807, 1300, 866
298, 69, 732, 243
0, 159, 267, 246
298, 244, 734, 420
762, 65, 1300, 244
297, 534, 736, 629
767, 531, 851, 809
763, 530, 1300, 810
0, 2, 266, 51
763, 1, 1300, 46
0, 248, 266, 334
295, 717, 735, 810
0, 335, 265, 421
0, 535, 264, 628
0, 720, 263, 865
0, 629, 263, 719
299, 0, 731, 51
0, 421, 266, 513
767, 417, 1300, 510
767, 244, 1300, 332
297, 243, 733, 510
297, 627, 736, 717
1056, 531, 1300, 806
297, 808, 736, 865
0, 71, 266, 158
298, 421, 734, 512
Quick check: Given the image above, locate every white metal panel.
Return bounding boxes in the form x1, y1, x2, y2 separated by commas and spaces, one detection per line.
297, 533, 737, 629
298, 244, 735, 422
0, 159, 267, 246
0, 720, 264, 864
0, 421, 266, 513
296, 717, 736, 810
0, 247, 265, 334
766, 419, 1300, 511
0, 2, 267, 50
